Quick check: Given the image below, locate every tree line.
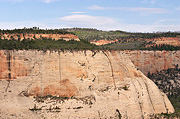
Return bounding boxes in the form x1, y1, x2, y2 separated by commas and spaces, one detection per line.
0, 38, 101, 51
71, 28, 180, 42
0, 27, 75, 35
141, 44, 180, 51
1, 38, 180, 51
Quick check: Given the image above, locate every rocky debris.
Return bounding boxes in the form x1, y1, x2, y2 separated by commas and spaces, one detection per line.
0, 50, 174, 119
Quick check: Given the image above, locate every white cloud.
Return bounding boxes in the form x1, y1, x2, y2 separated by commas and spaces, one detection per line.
150, 0, 156, 4
0, 0, 24, 2
118, 24, 180, 33
0, 0, 59, 3
42, 0, 57, 3
59, 14, 180, 32
1, 15, 179, 33
88, 5, 168, 14
0, 21, 46, 29
60, 14, 118, 28
0, 20, 68, 30
69, 12, 85, 14
126, 7, 167, 14
154, 19, 180, 25
142, 0, 148, 3
175, 6, 180, 11
142, 0, 156, 5
88, 5, 105, 10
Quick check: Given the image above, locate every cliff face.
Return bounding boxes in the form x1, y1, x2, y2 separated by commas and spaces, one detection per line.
125, 50, 180, 75
0, 33, 80, 41
0, 50, 174, 119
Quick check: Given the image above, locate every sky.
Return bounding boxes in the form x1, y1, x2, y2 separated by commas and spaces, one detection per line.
0, 0, 179, 32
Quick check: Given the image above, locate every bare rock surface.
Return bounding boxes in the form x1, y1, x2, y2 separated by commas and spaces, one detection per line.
0, 50, 174, 119
125, 50, 180, 75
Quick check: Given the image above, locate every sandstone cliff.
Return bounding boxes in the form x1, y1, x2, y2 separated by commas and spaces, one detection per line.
125, 50, 180, 75
0, 33, 80, 41
0, 50, 174, 119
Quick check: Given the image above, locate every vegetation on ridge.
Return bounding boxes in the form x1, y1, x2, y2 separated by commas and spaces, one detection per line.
0, 27, 101, 50
0, 27, 75, 35
140, 44, 180, 51
65, 28, 180, 42
0, 27, 180, 51
0, 38, 100, 50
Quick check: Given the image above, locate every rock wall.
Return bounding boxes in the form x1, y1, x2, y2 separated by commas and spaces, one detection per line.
124, 50, 180, 75
0, 50, 174, 119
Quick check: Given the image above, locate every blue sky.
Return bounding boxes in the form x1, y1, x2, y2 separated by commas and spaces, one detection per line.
0, 0, 179, 32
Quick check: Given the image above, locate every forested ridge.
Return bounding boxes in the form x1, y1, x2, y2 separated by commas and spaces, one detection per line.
0, 27, 75, 35
0, 28, 100, 50
0, 27, 180, 51
0, 38, 99, 50
65, 28, 180, 41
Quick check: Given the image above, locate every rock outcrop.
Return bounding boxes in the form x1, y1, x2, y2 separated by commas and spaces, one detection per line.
0, 50, 174, 119
145, 37, 180, 47
125, 50, 180, 75
0, 33, 80, 41
90, 37, 180, 47
90, 39, 118, 45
